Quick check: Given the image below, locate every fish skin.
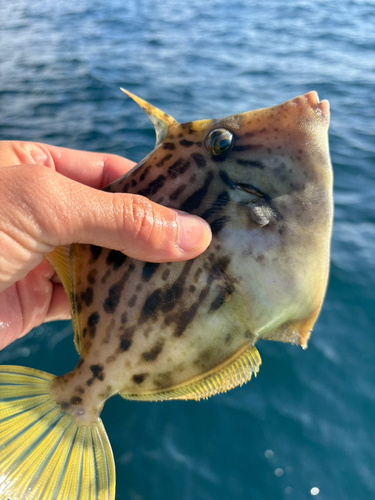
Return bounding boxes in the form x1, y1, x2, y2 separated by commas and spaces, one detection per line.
50, 91, 333, 424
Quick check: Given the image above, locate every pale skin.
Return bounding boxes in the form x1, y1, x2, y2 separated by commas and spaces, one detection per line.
0, 141, 212, 350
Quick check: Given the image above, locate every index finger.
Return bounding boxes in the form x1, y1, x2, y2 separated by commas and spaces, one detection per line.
0, 141, 136, 188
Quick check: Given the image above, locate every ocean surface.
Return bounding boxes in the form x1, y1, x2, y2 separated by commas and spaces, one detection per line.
0, 0, 374, 499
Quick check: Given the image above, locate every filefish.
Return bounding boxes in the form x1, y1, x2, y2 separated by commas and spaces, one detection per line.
0, 90, 333, 499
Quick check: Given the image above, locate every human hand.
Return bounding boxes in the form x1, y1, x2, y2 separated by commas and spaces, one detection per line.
0, 141, 212, 350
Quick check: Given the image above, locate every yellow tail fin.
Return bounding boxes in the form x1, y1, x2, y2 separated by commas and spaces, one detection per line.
0, 366, 115, 500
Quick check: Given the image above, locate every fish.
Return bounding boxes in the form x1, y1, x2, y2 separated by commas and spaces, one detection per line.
0, 89, 333, 499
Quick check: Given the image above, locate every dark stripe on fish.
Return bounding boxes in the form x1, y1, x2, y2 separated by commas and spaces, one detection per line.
156, 154, 173, 167
140, 260, 195, 324
87, 269, 97, 285
142, 262, 160, 282
139, 288, 162, 323
236, 159, 265, 169
211, 216, 229, 235
142, 341, 164, 362
209, 281, 235, 312
139, 175, 167, 197
90, 364, 104, 380
232, 144, 264, 151
179, 139, 194, 147
128, 294, 137, 307
81, 287, 94, 307
133, 373, 148, 384
161, 260, 195, 313
211, 153, 228, 163
191, 152, 207, 168
243, 128, 266, 137
211, 256, 231, 274
169, 184, 187, 201
87, 364, 105, 386
161, 269, 170, 280
168, 159, 190, 179
180, 171, 214, 212
103, 264, 135, 314
201, 191, 230, 220
219, 171, 237, 189
87, 311, 100, 338
89, 245, 102, 262
101, 269, 111, 285
172, 276, 214, 337
70, 396, 82, 405
106, 250, 127, 270
194, 268, 202, 282
140, 166, 151, 181
181, 122, 194, 134
119, 326, 136, 352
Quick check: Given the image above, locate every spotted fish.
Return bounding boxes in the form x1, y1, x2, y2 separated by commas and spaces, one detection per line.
0, 90, 333, 499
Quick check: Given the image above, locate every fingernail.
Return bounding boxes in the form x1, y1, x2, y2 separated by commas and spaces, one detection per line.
175, 211, 211, 253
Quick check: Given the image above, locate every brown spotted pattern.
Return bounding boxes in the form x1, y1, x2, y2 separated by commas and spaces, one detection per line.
52, 92, 333, 416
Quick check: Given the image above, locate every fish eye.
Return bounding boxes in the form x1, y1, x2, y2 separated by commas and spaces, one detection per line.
205, 128, 233, 156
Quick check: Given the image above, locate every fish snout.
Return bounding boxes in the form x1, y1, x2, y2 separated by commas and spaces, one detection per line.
294, 91, 330, 120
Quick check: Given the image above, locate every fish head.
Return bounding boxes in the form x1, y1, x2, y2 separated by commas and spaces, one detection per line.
198, 91, 333, 348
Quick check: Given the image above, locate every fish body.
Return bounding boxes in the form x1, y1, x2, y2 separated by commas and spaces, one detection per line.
0, 90, 333, 499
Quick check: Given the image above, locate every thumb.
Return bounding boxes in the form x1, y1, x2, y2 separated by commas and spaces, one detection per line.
3, 164, 212, 265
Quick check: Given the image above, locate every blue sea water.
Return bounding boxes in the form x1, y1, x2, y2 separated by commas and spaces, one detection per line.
0, 0, 374, 499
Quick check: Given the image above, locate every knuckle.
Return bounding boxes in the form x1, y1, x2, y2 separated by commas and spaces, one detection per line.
115, 194, 177, 255
11, 142, 54, 168
127, 195, 156, 241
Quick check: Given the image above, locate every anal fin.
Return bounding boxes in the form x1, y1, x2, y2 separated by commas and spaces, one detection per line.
123, 344, 261, 402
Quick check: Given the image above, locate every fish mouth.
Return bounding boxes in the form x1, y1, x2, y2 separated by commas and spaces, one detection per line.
303, 90, 330, 117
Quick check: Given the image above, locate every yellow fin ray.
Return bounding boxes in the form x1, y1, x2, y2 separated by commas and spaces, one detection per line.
45, 245, 81, 354
122, 344, 261, 401
45, 245, 73, 301
121, 88, 178, 147
0, 366, 115, 500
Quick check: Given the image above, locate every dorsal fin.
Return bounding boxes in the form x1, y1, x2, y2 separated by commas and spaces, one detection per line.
45, 244, 82, 354
121, 88, 178, 147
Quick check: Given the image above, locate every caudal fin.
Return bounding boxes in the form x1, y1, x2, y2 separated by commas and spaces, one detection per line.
0, 365, 115, 500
